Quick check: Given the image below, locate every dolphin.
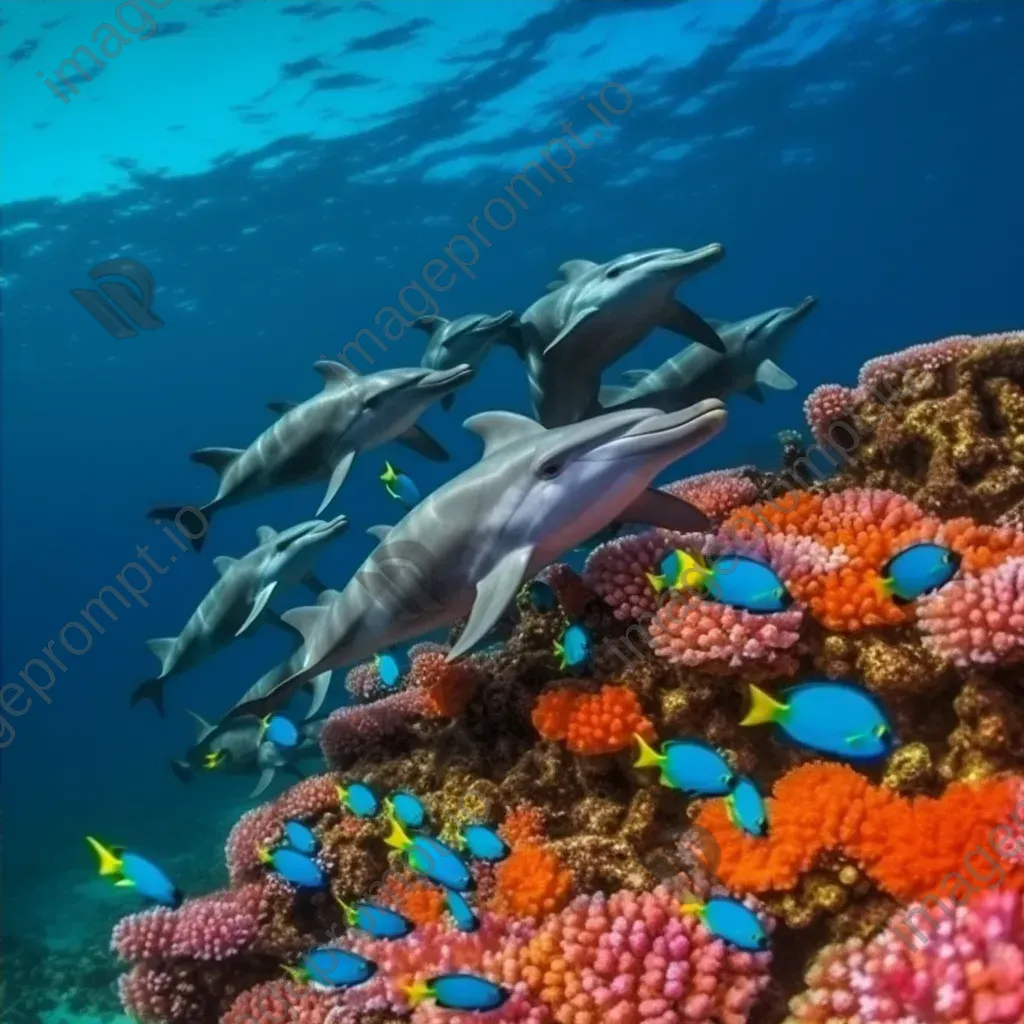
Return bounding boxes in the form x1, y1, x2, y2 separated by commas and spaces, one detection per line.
130, 516, 349, 715
599, 298, 817, 413
266, 401, 726, 704
512, 246, 726, 427
415, 312, 520, 410
146, 363, 473, 550
218, 642, 333, 725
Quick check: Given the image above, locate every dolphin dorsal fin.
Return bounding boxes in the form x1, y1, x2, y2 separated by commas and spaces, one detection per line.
267, 401, 298, 417
212, 555, 238, 576
544, 279, 564, 292
558, 259, 597, 280
256, 525, 277, 545
413, 316, 448, 334
191, 447, 243, 475
312, 360, 356, 390
367, 525, 394, 544
464, 411, 545, 457
316, 589, 342, 607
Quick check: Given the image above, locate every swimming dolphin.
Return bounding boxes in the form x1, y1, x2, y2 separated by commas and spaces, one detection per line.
218, 642, 333, 725
599, 298, 817, 413
513, 246, 726, 427
267, 401, 726, 703
130, 516, 349, 715
415, 312, 519, 410
146, 363, 473, 550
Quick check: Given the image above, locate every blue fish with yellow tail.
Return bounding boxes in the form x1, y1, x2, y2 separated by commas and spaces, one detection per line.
257, 845, 325, 888
337, 898, 414, 939
284, 947, 377, 988
387, 791, 427, 830
384, 813, 473, 892
459, 824, 509, 863
741, 682, 894, 762
554, 623, 590, 671
85, 837, 182, 907
633, 734, 735, 795
725, 776, 768, 837
375, 651, 404, 689
283, 820, 318, 854
380, 461, 421, 508
878, 542, 960, 603
446, 889, 480, 933
680, 896, 769, 951
404, 973, 509, 1012
260, 714, 298, 748
203, 750, 226, 770
647, 550, 791, 614
337, 781, 381, 818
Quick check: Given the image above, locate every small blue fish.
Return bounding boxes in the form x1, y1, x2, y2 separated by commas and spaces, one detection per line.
647, 550, 791, 614
258, 846, 325, 889
879, 542, 960, 603
554, 623, 590, 671
460, 824, 509, 863
85, 837, 182, 907
337, 898, 414, 939
261, 714, 298, 748
385, 814, 473, 892
283, 820, 318, 854
527, 580, 557, 612
380, 461, 421, 507
337, 781, 381, 818
741, 682, 895, 762
404, 973, 509, 1012
634, 734, 735, 795
388, 791, 427, 830
445, 889, 480, 933
375, 651, 404, 689
680, 896, 769, 951
725, 777, 768, 837
286, 947, 377, 988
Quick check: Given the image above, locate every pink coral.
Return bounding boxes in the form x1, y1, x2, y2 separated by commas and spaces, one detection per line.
118, 964, 207, 1024
661, 467, 760, 520
788, 890, 1024, 1024
320, 687, 429, 767
112, 885, 261, 961
222, 979, 347, 1024
344, 659, 389, 701
917, 556, 1024, 667
803, 383, 862, 446
857, 332, 983, 394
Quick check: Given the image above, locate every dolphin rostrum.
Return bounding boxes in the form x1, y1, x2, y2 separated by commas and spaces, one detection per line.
130, 515, 349, 715
512, 246, 726, 427
599, 298, 817, 413
146, 363, 473, 550
269, 402, 726, 704
415, 312, 519, 410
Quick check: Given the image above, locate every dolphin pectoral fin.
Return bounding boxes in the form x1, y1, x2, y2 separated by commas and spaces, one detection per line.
236, 583, 278, 637
662, 301, 726, 353
743, 383, 766, 404
543, 306, 601, 356
755, 359, 797, 391
396, 424, 449, 461
303, 671, 332, 718
267, 401, 298, 416
448, 547, 534, 662
622, 489, 711, 533
317, 451, 356, 515
598, 385, 631, 407
303, 572, 328, 594
250, 769, 275, 798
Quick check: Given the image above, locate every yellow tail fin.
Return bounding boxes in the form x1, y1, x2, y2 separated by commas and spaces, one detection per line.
679, 900, 705, 918
739, 684, 787, 727
676, 550, 710, 592
875, 574, 893, 601
281, 964, 305, 983
633, 733, 663, 769
85, 836, 123, 877
402, 980, 431, 1008
335, 896, 355, 922
256, 845, 272, 865
381, 462, 398, 485
384, 813, 411, 851
646, 572, 666, 594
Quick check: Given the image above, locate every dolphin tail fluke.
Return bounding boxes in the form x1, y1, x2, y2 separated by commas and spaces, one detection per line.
170, 759, 193, 783
130, 677, 166, 716
396, 424, 449, 461
145, 504, 212, 552
662, 300, 726, 353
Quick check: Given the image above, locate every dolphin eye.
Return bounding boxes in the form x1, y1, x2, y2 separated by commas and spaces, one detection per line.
606, 266, 623, 279
538, 461, 562, 480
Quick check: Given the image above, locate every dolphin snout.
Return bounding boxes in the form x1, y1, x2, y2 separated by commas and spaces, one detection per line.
662, 242, 725, 275
316, 513, 350, 537
421, 363, 475, 391
592, 399, 726, 462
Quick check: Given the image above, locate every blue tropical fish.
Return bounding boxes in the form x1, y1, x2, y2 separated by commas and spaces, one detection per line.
388, 791, 427, 830
741, 682, 895, 762
375, 652, 404, 689
260, 714, 298, 747
445, 889, 480, 933
258, 846, 325, 889
554, 623, 590, 671
527, 580, 557, 612
380, 461, 421, 508
647, 550, 791, 614
634, 734, 735, 795
85, 837, 182, 907
878, 542, 960, 603
404, 973, 509, 1012
283, 820, 318, 854
725, 777, 768, 837
385, 814, 473, 892
459, 824, 509, 863
337, 898, 414, 940
337, 781, 381, 818
680, 896, 769, 951
286, 947, 377, 988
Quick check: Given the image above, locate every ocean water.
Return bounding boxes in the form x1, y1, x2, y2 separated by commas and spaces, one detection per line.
1, 1, 1022, 1021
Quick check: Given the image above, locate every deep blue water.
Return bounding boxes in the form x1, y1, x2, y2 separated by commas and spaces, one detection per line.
2, 0, 1022, 955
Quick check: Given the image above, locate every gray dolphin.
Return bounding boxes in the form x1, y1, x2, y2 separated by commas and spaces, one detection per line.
600, 298, 817, 413
268, 401, 726, 703
219, 642, 333, 725
513, 246, 726, 427
146, 363, 473, 550
415, 312, 519, 410
130, 515, 349, 715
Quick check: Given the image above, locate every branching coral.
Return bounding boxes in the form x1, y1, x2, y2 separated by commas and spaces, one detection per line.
661, 466, 760, 520
408, 641, 481, 718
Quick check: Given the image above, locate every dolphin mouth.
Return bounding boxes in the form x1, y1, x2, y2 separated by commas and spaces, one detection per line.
586, 399, 727, 462
420, 363, 474, 392
658, 242, 725, 275
768, 296, 817, 330
487, 311, 518, 329
313, 513, 349, 537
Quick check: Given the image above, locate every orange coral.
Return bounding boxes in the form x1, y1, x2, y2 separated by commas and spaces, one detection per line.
489, 842, 574, 919
531, 685, 654, 755
411, 648, 479, 718
499, 803, 548, 848
696, 762, 1024, 902
375, 873, 445, 927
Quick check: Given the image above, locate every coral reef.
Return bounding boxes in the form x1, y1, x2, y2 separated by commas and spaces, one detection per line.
531, 683, 655, 754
